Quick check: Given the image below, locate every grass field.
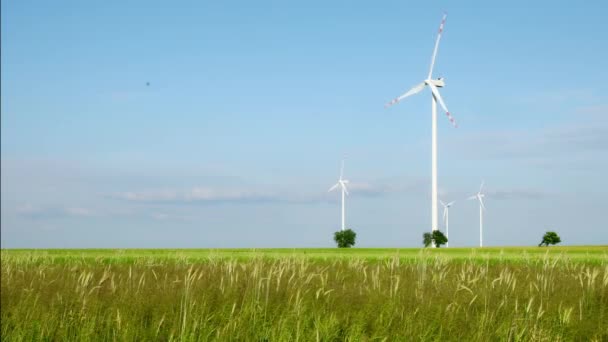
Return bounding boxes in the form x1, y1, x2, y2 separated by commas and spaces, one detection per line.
2, 247, 607, 341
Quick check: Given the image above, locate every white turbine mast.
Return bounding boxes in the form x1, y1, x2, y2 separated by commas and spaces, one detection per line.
468, 181, 486, 247
385, 13, 458, 241
328, 159, 349, 231
439, 200, 455, 247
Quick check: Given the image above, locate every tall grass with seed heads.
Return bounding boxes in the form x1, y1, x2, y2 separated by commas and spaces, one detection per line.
1, 248, 607, 341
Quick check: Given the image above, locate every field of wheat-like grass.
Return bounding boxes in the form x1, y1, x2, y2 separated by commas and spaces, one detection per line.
2, 247, 607, 341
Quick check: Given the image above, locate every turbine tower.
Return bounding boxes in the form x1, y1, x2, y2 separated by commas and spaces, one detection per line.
385, 13, 457, 235
468, 181, 486, 247
440, 200, 455, 247
328, 160, 349, 231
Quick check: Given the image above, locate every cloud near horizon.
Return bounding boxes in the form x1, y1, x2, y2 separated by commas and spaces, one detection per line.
485, 189, 549, 200
15, 204, 97, 220
110, 181, 419, 205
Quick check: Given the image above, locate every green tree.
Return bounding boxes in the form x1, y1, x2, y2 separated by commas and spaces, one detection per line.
423, 230, 448, 248
432, 230, 448, 248
538, 231, 561, 247
334, 229, 356, 248
423, 232, 433, 247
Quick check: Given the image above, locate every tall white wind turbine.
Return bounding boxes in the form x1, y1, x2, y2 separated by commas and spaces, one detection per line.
440, 200, 455, 247
328, 160, 350, 231
468, 181, 486, 247
385, 13, 458, 235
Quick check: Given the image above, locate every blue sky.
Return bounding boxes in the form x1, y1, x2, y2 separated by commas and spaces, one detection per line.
2, 0, 607, 248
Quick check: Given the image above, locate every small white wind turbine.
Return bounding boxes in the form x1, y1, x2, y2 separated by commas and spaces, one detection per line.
385, 13, 458, 235
439, 200, 455, 247
468, 181, 486, 247
328, 160, 350, 231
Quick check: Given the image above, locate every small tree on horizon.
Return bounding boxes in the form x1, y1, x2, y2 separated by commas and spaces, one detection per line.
334, 229, 356, 248
423, 232, 433, 247
539, 231, 561, 247
422, 230, 448, 248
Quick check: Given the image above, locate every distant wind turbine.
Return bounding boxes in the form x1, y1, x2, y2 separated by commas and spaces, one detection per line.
468, 181, 486, 247
385, 13, 458, 235
440, 200, 455, 247
328, 160, 350, 231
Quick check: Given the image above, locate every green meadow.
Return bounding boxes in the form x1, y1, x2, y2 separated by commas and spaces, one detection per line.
2, 247, 607, 341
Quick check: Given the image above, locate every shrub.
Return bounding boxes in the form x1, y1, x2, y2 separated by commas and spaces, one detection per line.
539, 231, 561, 247
334, 229, 356, 248
423, 230, 448, 248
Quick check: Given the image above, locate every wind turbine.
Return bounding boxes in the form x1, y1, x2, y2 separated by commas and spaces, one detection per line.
468, 181, 486, 247
440, 200, 455, 247
328, 160, 349, 231
385, 13, 458, 235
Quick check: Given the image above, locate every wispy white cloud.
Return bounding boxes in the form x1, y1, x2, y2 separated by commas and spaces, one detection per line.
151, 213, 170, 220
64, 207, 96, 217
149, 212, 195, 221
452, 106, 608, 163
437, 186, 550, 202
114, 188, 291, 204
16, 204, 98, 219
347, 181, 427, 197
513, 89, 600, 106
485, 189, 549, 200
575, 105, 608, 117
111, 181, 422, 205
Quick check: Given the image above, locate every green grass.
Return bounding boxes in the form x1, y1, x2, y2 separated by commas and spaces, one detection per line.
5, 246, 608, 263
2, 247, 607, 341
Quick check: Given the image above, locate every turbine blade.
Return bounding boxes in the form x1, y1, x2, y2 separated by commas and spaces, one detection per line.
448, 201, 455, 206
479, 180, 485, 193
340, 159, 344, 180
479, 196, 486, 210
342, 183, 349, 195
328, 183, 340, 192
428, 83, 457, 127
439, 200, 446, 207
427, 13, 447, 80
385, 82, 426, 108
468, 195, 477, 200
443, 207, 448, 222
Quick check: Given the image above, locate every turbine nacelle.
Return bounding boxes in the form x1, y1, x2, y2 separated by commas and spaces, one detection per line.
439, 200, 455, 208
329, 160, 350, 195
385, 75, 456, 126
469, 181, 486, 210
328, 180, 349, 195
384, 14, 456, 127
425, 78, 445, 88
440, 200, 454, 223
